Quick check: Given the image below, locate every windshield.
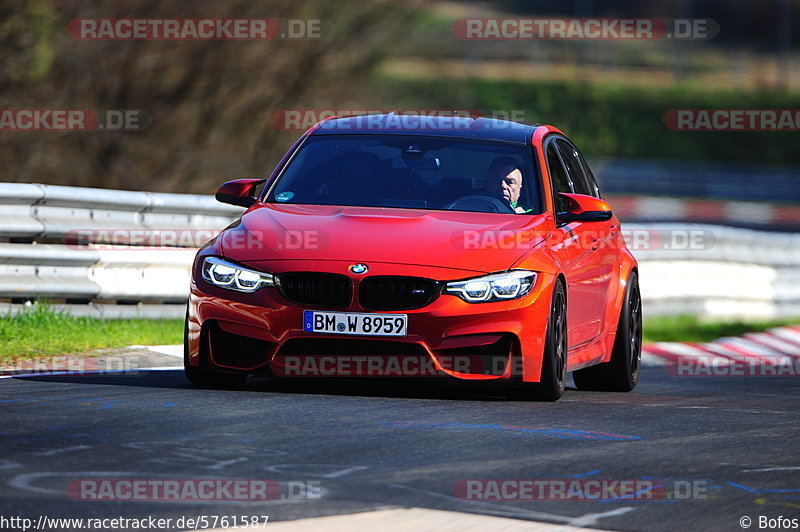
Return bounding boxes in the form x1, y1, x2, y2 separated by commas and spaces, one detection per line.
265, 135, 541, 214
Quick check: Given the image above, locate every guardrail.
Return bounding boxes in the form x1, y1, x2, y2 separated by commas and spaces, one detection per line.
0, 182, 241, 244
628, 223, 800, 318
593, 157, 800, 204
0, 183, 242, 319
1, 183, 798, 319
603, 195, 800, 231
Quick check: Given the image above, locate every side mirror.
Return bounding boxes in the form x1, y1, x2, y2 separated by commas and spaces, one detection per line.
215, 179, 266, 208
556, 193, 613, 224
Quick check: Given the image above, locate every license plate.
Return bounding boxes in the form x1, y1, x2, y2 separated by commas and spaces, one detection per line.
303, 310, 407, 337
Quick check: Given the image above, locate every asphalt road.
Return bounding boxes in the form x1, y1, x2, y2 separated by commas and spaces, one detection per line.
0, 363, 798, 531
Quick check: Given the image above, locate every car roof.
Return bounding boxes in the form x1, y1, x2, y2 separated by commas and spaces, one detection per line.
311, 113, 541, 145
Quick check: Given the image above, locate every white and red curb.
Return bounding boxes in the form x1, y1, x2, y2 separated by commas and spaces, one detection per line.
642, 325, 800, 376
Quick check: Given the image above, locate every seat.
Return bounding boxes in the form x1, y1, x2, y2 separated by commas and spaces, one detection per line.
325, 152, 384, 205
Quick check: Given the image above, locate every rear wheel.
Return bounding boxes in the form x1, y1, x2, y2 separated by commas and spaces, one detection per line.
573, 271, 641, 392
531, 281, 568, 401
183, 311, 247, 388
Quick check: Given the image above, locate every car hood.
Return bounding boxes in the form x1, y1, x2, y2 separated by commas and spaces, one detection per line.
220, 203, 551, 274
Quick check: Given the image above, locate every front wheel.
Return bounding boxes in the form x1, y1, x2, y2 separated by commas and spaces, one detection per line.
531, 281, 568, 401
573, 271, 641, 392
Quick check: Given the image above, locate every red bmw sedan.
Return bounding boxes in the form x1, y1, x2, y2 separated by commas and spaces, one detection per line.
185, 114, 641, 400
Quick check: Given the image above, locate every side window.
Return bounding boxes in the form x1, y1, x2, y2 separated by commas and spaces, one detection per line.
546, 141, 571, 212
576, 149, 601, 198
557, 139, 593, 197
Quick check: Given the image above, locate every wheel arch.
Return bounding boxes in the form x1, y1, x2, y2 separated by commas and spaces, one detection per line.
602, 254, 639, 363
520, 272, 566, 383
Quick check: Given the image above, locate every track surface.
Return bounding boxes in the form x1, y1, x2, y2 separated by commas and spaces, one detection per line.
0, 365, 798, 531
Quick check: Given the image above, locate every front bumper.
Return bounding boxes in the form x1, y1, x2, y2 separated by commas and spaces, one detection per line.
187, 259, 554, 382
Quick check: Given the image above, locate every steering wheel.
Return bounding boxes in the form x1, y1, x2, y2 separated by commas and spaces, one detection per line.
442, 194, 516, 214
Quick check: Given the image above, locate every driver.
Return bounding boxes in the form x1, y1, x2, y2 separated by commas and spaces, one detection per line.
484, 157, 530, 213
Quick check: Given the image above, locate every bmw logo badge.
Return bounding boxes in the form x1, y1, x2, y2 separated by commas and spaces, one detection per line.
349, 263, 368, 274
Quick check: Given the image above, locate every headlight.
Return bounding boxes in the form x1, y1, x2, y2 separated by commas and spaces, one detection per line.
201, 256, 275, 293
444, 270, 536, 303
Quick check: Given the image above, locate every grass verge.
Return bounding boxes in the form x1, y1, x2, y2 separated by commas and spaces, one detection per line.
642, 315, 799, 344
0, 304, 182, 364
1, 306, 797, 364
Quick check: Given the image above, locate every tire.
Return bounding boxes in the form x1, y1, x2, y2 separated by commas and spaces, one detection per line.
183, 310, 247, 388
532, 281, 568, 401
573, 271, 641, 392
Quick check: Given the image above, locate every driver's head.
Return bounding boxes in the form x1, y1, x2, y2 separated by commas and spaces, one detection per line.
485, 157, 523, 206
